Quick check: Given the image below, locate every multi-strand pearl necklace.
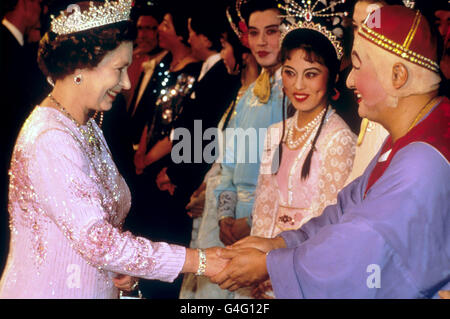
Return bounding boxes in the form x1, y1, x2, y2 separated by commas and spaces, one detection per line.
286, 107, 326, 149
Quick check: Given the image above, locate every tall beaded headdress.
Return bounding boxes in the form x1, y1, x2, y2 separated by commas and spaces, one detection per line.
50, 0, 132, 35
278, 0, 348, 60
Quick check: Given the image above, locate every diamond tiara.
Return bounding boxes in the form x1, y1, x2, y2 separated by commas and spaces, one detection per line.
50, 0, 132, 36
278, 0, 348, 60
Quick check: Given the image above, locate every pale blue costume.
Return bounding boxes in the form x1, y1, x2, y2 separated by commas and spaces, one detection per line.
214, 69, 285, 225
180, 69, 286, 299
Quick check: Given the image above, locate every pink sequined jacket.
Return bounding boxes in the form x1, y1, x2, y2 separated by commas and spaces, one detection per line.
0, 107, 186, 298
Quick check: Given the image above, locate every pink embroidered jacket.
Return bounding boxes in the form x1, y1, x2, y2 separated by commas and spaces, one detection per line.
0, 107, 186, 298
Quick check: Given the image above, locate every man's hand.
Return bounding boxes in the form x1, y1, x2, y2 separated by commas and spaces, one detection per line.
186, 190, 206, 218
231, 235, 286, 253
210, 248, 269, 291
203, 247, 230, 278
439, 290, 450, 299
230, 217, 250, 241
156, 167, 176, 195
219, 217, 238, 245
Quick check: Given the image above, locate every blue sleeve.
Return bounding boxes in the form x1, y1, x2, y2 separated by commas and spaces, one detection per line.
268, 143, 450, 298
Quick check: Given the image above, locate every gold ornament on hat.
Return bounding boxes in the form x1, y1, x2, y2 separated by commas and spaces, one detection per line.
358, 13, 440, 73
50, 0, 132, 36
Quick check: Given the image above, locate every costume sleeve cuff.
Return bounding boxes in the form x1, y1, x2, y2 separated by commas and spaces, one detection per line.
266, 248, 304, 299
279, 229, 308, 249
217, 191, 237, 219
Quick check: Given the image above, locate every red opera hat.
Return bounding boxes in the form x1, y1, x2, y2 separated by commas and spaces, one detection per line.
358, 5, 440, 73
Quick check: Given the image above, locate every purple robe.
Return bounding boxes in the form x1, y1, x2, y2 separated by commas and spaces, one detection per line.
267, 102, 450, 298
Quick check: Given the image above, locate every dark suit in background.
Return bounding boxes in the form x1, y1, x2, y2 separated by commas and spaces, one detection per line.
167, 59, 240, 197
137, 58, 239, 299
0, 24, 50, 275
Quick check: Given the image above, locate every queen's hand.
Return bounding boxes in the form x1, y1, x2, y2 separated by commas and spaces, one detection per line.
113, 274, 139, 292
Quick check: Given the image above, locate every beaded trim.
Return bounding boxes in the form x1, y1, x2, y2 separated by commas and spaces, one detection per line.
280, 21, 344, 60
358, 21, 440, 73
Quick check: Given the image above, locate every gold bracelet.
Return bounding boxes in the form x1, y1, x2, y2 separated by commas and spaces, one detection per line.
196, 248, 206, 276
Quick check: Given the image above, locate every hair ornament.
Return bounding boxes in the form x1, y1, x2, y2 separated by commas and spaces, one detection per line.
278, 0, 348, 59
226, 0, 250, 48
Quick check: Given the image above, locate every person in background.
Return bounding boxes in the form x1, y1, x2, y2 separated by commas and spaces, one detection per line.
136, 1, 240, 298
179, 4, 260, 299
213, 0, 287, 299
214, 0, 284, 248
122, 3, 165, 111
249, 0, 356, 298
124, 1, 202, 299
0, 0, 47, 277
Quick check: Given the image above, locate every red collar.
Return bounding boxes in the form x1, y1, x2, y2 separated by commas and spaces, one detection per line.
364, 97, 450, 197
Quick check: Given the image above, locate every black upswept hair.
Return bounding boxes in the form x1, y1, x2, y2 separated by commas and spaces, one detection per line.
241, 0, 281, 25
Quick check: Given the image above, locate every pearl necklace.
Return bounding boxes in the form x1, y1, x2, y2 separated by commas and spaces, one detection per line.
286, 107, 326, 149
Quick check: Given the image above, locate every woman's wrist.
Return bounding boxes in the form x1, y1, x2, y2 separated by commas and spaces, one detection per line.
182, 248, 197, 273
182, 248, 204, 274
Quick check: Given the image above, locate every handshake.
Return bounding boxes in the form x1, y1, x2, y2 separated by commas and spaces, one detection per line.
196, 235, 286, 298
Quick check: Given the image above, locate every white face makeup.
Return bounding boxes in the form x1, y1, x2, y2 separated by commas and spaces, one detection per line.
247, 9, 281, 68
347, 43, 389, 121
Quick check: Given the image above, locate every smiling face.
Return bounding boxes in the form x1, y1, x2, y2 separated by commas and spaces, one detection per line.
346, 43, 388, 120
247, 9, 281, 68
82, 41, 132, 112
282, 48, 329, 114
